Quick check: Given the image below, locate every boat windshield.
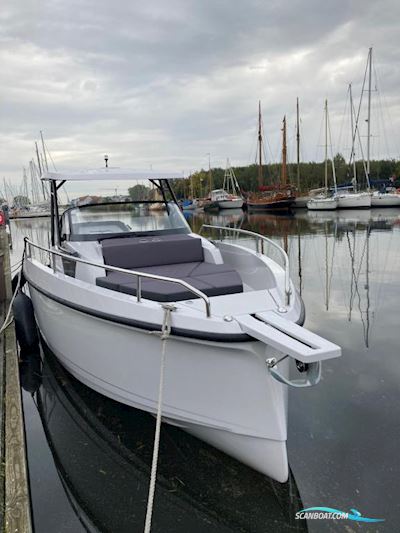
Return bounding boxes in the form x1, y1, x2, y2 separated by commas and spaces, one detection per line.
61, 202, 191, 241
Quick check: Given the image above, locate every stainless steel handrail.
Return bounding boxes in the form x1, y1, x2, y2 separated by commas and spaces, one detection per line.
200, 224, 291, 306
24, 238, 211, 317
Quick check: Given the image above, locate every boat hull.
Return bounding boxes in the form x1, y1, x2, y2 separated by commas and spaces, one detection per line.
307, 198, 337, 210
217, 199, 244, 209
336, 193, 371, 209
247, 198, 295, 211
371, 193, 400, 207
204, 199, 244, 211
26, 270, 291, 482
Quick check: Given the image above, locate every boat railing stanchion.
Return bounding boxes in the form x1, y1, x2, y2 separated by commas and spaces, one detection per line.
137, 276, 142, 303
24, 238, 31, 259
260, 238, 265, 255
51, 251, 56, 273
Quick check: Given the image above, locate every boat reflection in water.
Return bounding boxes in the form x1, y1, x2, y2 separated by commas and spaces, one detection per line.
21, 343, 308, 533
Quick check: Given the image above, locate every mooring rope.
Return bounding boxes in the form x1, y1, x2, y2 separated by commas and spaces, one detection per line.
144, 303, 175, 533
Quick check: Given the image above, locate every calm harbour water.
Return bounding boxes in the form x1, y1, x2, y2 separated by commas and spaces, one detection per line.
10, 207, 400, 532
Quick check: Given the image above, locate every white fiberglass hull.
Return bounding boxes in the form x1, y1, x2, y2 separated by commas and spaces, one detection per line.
217, 199, 244, 209
307, 197, 338, 210
371, 192, 400, 207
25, 259, 294, 482
336, 193, 371, 209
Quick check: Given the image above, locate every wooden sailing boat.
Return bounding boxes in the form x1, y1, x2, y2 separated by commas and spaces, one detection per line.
294, 98, 313, 208
247, 102, 295, 211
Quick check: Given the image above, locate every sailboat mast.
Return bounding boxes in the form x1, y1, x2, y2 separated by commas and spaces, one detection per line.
349, 84, 357, 182
367, 47, 372, 179
40, 131, 49, 171
281, 116, 288, 186
258, 101, 263, 188
207, 153, 212, 193
324, 99, 328, 192
35, 142, 42, 176
296, 97, 300, 190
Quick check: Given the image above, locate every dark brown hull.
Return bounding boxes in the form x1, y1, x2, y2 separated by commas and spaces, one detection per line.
246, 197, 295, 211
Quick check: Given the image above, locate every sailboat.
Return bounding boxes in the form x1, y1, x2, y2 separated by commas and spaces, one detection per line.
181, 173, 200, 210
205, 159, 244, 210
247, 104, 295, 211
335, 83, 371, 209
294, 98, 312, 208
307, 100, 338, 211
364, 48, 400, 207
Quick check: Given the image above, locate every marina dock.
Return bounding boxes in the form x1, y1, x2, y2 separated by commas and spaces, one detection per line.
0, 225, 32, 532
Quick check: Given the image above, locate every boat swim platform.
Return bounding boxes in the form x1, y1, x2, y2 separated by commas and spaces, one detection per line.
0, 225, 32, 532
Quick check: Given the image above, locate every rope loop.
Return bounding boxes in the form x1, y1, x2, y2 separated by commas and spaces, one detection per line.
160, 303, 176, 340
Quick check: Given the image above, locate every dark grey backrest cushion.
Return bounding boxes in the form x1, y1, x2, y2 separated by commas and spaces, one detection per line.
102, 234, 204, 269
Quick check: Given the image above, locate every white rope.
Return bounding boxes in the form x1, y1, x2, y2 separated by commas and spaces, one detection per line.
0, 266, 22, 334
144, 303, 175, 533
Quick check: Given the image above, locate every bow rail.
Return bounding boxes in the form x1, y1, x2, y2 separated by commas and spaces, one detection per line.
200, 224, 291, 306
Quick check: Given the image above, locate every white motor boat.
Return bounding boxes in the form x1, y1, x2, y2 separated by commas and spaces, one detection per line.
371, 191, 400, 207
307, 195, 338, 211
204, 189, 244, 210
23, 168, 341, 483
335, 191, 371, 209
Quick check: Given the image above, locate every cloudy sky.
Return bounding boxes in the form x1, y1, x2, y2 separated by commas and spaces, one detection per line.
1, 0, 399, 197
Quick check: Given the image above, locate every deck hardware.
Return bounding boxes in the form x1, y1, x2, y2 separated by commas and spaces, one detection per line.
296, 360, 309, 373
268, 359, 321, 388
223, 315, 233, 322
266, 357, 277, 368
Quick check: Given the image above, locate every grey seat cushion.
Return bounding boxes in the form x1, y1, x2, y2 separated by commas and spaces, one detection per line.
96, 262, 243, 302
98, 233, 243, 301
101, 234, 204, 269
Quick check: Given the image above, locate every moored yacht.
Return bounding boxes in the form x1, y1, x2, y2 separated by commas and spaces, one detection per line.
307, 100, 338, 211
336, 190, 371, 209
22, 167, 341, 483
307, 195, 338, 210
371, 190, 400, 207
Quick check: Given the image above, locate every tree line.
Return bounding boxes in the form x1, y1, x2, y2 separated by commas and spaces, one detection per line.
169, 155, 400, 198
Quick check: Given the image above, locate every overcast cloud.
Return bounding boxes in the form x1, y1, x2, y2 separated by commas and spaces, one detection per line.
1, 0, 399, 196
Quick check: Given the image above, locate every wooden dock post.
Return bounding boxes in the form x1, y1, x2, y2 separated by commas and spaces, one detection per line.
0, 225, 32, 532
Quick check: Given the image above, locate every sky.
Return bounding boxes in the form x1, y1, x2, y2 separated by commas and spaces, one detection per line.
1, 0, 400, 198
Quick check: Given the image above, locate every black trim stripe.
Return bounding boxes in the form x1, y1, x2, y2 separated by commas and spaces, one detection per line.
26, 277, 253, 343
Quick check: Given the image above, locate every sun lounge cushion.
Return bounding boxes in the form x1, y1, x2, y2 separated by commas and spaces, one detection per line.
101, 234, 204, 269
98, 233, 243, 301
96, 262, 243, 301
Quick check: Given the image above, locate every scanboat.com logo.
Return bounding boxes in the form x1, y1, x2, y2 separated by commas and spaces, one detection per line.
295, 507, 385, 523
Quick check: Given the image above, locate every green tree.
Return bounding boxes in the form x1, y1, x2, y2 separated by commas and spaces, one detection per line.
128, 184, 151, 200
13, 195, 30, 206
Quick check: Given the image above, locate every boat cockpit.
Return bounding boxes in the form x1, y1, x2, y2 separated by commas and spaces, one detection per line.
59, 201, 244, 303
